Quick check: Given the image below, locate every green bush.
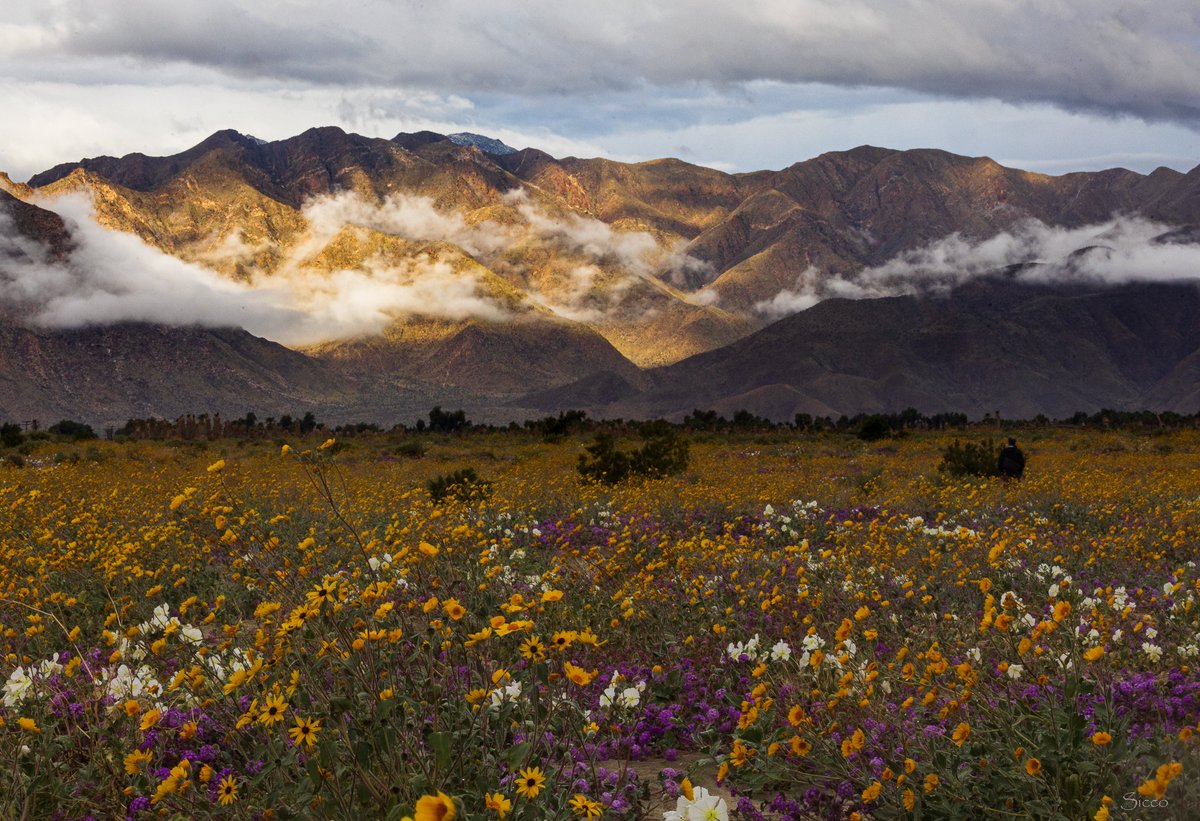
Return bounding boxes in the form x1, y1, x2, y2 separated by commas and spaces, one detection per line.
427, 406, 469, 433
427, 467, 493, 504
394, 439, 427, 458
0, 422, 22, 448
577, 433, 631, 485
938, 438, 1001, 477
857, 415, 891, 441
630, 421, 691, 478
578, 423, 690, 485
48, 419, 97, 441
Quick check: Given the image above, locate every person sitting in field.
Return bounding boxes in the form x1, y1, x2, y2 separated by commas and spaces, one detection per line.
998, 437, 1026, 479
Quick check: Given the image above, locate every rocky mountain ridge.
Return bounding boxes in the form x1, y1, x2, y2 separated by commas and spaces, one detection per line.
3, 129, 1200, 425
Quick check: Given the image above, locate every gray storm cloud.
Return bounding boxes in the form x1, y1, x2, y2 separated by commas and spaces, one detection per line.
755, 217, 1200, 318
6, 1, 1200, 126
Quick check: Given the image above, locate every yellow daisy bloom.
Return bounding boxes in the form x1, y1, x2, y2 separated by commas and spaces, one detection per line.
515, 766, 546, 799
288, 715, 322, 749
217, 775, 238, 806
485, 793, 512, 817
414, 791, 456, 821
259, 694, 288, 726
519, 636, 546, 663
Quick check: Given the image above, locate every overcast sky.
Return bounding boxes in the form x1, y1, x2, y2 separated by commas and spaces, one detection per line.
3, 1, 1200, 182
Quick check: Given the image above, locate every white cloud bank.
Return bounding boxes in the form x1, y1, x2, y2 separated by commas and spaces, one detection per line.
0, 195, 509, 345
0, 189, 713, 343
755, 217, 1200, 318
7, 188, 1198, 342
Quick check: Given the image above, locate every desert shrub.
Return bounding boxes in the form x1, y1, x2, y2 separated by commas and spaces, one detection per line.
48, 419, 97, 441
531, 409, 589, 440
427, 467, 493, 504
857, 415, 891, 441
427, 406, 469, 434
3, 453, 24, 468
0, 422, 22, 448
394, 439, 427, 458
578, 423, 690, 484
938, 438, 1000, 477
577, 432, 631, 485
630, 420, 691, 478
852, 465, 885, 494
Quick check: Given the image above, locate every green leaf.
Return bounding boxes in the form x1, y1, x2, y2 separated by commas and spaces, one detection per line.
318, 736, 336, 769
428, 731, 452, 771
354, 739, 372, 768
504, 740, 532, 768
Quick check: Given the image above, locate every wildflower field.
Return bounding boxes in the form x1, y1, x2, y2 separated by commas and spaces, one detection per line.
1, 427, 1198, 820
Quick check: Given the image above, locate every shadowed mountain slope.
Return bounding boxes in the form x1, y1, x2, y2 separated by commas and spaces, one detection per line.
577, 279, 1200, 420
0, 322, 355, 427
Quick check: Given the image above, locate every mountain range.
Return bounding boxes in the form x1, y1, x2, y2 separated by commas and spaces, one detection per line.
2, 128, 1199, 427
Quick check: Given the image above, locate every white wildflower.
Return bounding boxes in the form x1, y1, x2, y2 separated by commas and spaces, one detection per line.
664, 786, 729, 821
801, 634, 825, 652
3, 666, 33, 706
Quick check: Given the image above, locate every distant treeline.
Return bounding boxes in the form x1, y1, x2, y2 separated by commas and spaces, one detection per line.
2, 405, 1198, 448
117, 412, 321, 441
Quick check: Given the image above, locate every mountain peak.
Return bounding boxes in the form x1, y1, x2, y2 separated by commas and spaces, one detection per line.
447, 132, 518, 155
391, 130, 451, 151
0, 170, 33, 197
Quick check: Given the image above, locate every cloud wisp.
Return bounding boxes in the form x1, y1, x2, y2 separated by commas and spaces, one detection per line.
0, 189, 714, 343
0, 195, 511, 345
756, 216, 1200, 318
11, 178, 1200, 344
293, 189, 709, 322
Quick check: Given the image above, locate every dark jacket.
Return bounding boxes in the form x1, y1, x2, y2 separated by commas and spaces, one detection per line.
998, 445, 1026, 478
